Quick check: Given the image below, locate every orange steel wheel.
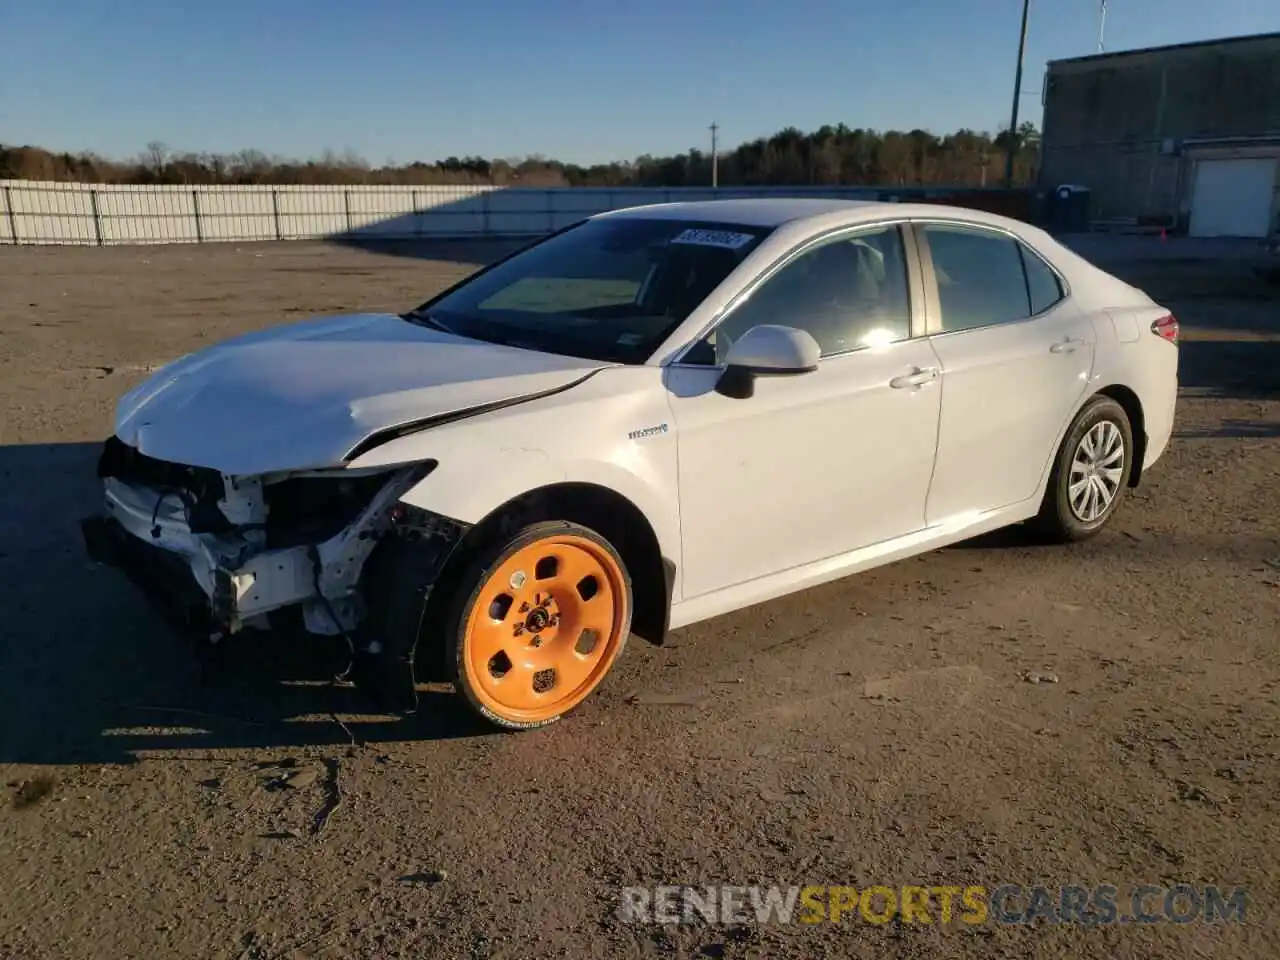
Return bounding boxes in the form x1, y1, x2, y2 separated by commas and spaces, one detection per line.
451, 521, 632, 730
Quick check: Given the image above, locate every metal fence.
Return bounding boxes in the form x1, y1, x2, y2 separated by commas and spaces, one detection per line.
0, 180, 1040, 246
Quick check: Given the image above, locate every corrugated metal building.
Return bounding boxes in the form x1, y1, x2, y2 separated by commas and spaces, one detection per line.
1038, 31, 1280, 237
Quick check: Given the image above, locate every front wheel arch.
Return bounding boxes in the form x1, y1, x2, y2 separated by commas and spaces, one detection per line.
416, 482, 673, 680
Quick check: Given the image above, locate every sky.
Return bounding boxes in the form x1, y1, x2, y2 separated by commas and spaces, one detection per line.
2, 0, 1276, 166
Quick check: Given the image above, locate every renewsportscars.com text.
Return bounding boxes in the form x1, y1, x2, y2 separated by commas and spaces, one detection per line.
618, 883, 1247, 926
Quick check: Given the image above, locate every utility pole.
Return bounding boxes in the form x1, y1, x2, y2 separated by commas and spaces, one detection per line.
1004, 0, 1031, 188
1097, 0, 1107, 53
710, 122, 719, 188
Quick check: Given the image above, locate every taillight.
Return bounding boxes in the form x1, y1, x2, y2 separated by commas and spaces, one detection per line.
1151, 313, 1179, 344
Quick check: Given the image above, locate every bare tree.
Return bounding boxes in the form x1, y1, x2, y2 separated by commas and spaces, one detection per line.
142, 141, 169, 176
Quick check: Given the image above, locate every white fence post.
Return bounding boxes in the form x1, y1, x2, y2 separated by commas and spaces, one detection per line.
2, 185, 17, 244
192, 189, 204, 243
89, 188, 104, 246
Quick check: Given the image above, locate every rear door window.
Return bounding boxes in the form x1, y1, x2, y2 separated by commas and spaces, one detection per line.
921, 224, 1032, 332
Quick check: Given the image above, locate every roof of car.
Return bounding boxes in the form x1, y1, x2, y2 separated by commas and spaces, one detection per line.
594, 197, 881, 227
592, 197, 1029, 233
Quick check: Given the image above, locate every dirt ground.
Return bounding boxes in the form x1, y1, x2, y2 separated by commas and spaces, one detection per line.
1, 235, 1277, 960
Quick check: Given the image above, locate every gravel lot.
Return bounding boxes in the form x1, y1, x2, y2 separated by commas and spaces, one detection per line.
1, 236, 1278, 960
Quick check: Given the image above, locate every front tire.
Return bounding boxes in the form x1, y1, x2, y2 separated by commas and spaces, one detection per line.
1031, 395, 1134, 542
445, 520, 633, 731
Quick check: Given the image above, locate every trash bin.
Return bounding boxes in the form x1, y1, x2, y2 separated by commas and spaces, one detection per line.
1052, 184, 1091, 232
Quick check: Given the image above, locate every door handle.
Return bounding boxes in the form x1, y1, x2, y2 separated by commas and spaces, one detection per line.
1050, 337, 1087, 354
889, 366, 939, 389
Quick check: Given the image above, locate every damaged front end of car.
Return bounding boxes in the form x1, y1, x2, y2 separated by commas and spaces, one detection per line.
80, 435, 469, 711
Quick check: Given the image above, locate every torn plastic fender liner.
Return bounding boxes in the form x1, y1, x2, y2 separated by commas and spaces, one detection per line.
342, 368, 605, 463
356, 503, 474, 713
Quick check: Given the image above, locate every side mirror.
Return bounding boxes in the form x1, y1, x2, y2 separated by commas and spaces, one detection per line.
715, 324, 820, 399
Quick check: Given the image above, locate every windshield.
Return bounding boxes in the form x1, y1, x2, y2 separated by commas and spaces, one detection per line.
405, 217, 773, 364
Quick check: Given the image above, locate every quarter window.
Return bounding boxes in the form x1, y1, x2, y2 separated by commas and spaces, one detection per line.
1021, 245, 1065, 314
692, 225, 913, 363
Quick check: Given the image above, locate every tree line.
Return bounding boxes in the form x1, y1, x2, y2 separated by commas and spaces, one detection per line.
1, 122, 1040, 189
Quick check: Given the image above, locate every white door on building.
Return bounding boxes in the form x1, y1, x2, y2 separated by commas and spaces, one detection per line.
1188, 157, 1277, 238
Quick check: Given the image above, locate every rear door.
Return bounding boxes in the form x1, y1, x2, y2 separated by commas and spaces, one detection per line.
914, 221, 1095, 524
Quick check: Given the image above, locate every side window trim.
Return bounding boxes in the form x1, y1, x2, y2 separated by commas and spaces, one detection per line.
1016, 241, 1035, 316
912, 218, 1071, 338
905, 221, 942, 338
900, 222, 930, 341
669, 218, 925, 367
1017, 241, 1067, 317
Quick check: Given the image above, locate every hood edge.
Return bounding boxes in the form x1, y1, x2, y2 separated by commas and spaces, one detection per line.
342, 366, 608, 463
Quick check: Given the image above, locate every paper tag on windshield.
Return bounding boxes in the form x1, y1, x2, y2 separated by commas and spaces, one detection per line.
669, 228, 755, 250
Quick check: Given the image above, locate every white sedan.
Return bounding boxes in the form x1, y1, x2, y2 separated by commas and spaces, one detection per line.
81, 198, 1180, 730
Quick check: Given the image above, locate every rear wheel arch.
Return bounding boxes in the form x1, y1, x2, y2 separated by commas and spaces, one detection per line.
1031, 392, 1134, 542
1094, 384, 1146, 487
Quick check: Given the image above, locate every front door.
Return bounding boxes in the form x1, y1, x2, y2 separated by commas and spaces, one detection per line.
666, 224, 944, 600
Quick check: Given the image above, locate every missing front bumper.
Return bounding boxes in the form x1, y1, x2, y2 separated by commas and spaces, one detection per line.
82, 465, 472, 713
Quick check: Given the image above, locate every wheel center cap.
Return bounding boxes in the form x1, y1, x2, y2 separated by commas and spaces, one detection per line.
526, 609, 550, 633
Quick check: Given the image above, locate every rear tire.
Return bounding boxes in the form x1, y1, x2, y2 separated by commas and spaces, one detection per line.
1030, 395, 1134, 543
444, 520, 632, 731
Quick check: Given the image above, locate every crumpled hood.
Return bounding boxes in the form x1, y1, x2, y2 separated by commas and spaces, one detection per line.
114, 312, 609, 475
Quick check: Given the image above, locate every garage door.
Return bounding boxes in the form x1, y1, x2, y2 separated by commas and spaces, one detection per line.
1188, 157, 1277, 238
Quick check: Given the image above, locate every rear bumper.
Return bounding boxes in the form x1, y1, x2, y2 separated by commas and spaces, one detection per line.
1141, 344, 1180, 473
81, 514, 235, 635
